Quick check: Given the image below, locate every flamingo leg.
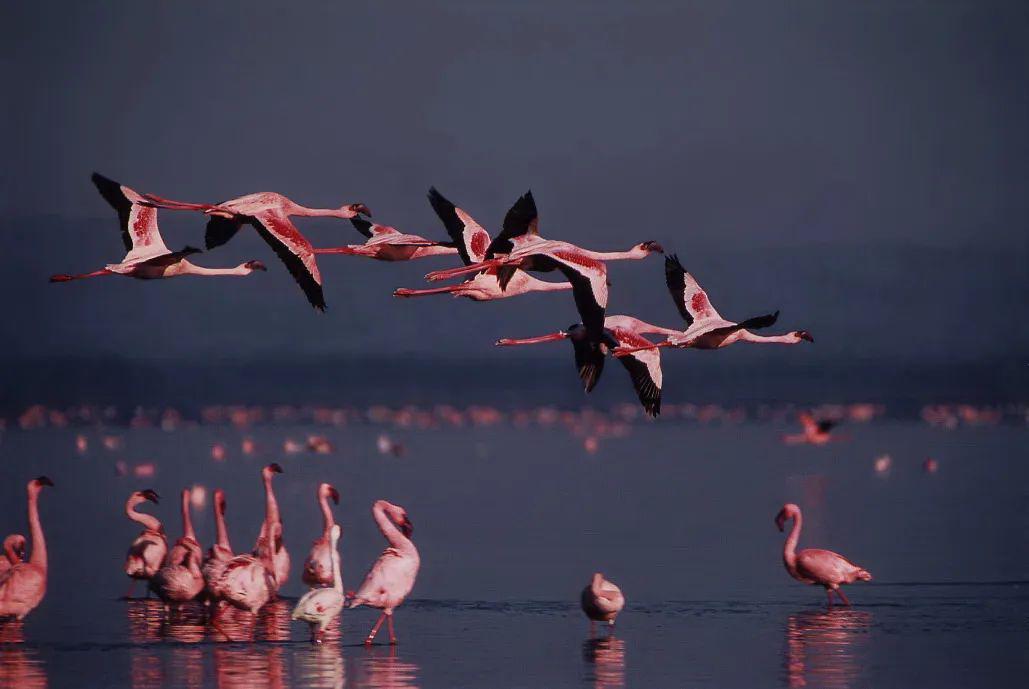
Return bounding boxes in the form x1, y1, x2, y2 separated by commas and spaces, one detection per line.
365, 612, 387, 645
313, 246, 367, 255
387, 614, 397, 645
139, 193, 217, 212
835, 588, 851, 606
123, 580, 137, 599
210, 603, 234, 642
826, 589, 834, 608
425, 258, 507, 282
495, 332, 568, 347
613, 341, 671, 357
50, 269, 113, 282
393, 285, 460, 298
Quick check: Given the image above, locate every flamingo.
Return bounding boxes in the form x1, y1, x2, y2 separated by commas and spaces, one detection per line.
782, 413, 841, 445
292, 524, 344, 643
614, 255, 812, 357
149, 488, 204, 608
140, 190, 371, 310
393, 188, 573, 301
496, 315, 678, 417
775, 503, 872, 607
123, 489, 167, 598
0, 536, 26, 575
202, 489, 233, 602
254, 463, 289, 591
213, 523, 279, 621
49, 173, 267, 284
0, 476, 54, 621
349, 500, 419, 645
302, 483, 341, 588
313, 217, 458, 261
581, 573, 625, 630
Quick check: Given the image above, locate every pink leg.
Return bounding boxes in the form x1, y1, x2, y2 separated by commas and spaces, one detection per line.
387, 614, 397, 645
835, 588, 851, 606
210, 603, 233, 642
50, 269, 113, 282
495, 332, 568, 347
365, 612, 387, 645
123, 580, 136, 599
313, 246, 365, 255
426, 258, 506, 282
826, 589, 834, 608
394, 285, 459, 298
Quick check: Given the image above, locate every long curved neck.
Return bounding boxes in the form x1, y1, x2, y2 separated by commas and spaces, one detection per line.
582, 247, 648, 261
782, 513, 802, 572
738, 331, 797, 344
214, 499, 231, 551
181, 263, 251, 277
263, 473, 281, 527
27, 487, 46, 569
330, 536, 342, 593
293, 205, 346, 219
318, 490, 335, 539
126, 496, 162, 533
180, 491, 196, 542
372, 503, 411, 550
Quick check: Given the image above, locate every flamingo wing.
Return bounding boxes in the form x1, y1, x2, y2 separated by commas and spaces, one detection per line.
248, 211, 326, 311
427, 188, 491, 265
796, 549, 863, 585
612, 330, 663, 417
486, 190, 538, 258
92, 173, 171, 263
664, 254, 722, 325
365, 226, 443, 247
546, 249, 609, 339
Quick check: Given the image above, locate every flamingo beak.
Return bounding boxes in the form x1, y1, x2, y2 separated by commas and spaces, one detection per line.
351, 203, 372, 217
268, 463, 284, 474
143, 489, 160, 504
400, 517, 414, 538
798, 331, 814, 343
329, 486, 340, 505
35, 476, 55, 487
775, 512, 787, 532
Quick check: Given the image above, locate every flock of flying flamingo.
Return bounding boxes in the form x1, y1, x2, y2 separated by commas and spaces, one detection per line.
1, 173, 875, 643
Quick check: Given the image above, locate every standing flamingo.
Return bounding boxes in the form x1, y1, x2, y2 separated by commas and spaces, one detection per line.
255, 463, 289, 591
149, 488, 204, 608
302, 483, 341, 588
0, 536, 26, 575
775, 503, 872, 606
497, 315, 678, 416
293, 524, 344, 642
202, 489, 233, 602
581, 573, 625, 630
213, 522, 279, 622
394, 188, 573, 301
0, 477, 54, 620
49, 173, 267, 284
349, 500, 419, 645
123, 489, 166, 598
140, 190, 371, 310
314, 217, 458, 261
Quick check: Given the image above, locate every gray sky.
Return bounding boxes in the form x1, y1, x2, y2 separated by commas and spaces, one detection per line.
3, 1, 1027, 365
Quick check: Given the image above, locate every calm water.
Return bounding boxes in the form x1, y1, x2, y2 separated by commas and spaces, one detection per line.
1, 416, 1027, 687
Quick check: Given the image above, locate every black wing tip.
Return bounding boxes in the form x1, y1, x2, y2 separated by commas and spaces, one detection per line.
665, 253, 686, 273
350, 216, 373, 237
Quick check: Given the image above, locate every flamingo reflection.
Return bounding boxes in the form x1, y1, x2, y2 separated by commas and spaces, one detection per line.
213, 644, 289, 689
292, 643, 346, 689
0, 622, 48, 689
783, 609, 871, 689
126, 600, 203, 689
353, 645, 420, 689
582, 636, 626, 689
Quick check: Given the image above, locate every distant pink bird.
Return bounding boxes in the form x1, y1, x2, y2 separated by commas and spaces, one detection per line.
349, 500, 419, 645
303, 483, 341, 588
149, 488, 204, 608
255, 463, 289, 591
141, 189, 371, 310
0, 476, 54, 620
123, 489, 166, 598
49, 174, 267, 284
782, 413, 841, 446
314, 216, 458, 262
0, 535, 26, 575
775, 503, 872, 607
394, 188, 572, 301
581, 572, 625, 629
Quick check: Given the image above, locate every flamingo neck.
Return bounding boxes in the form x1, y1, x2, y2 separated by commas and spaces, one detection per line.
180, 263, 252, 277
318, 490, 335, 539
738, 331, 798, 344
263, 473, 281, 527
295, 206, 346, 219
372, 502, 411, 551
180, 491, 196, 542
783, 511, 802, 574
330, 535, 343, 593
214, 499, 232, 551
126, 496, 162, 533
26, 486, 46, 570
585, 247, 648, 261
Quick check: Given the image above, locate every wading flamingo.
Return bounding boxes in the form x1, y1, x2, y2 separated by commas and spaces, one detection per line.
581, 573, 625, 630
302, 483, 341, 588
123, 489, 166, 598
149, 488, 204, 608
254, 463, 289, 592
0, 477, 54, 620
497, 315, 678, 416
211, 522, 279, 636
775, 503, 872, 607
202, 489, 233, 602
49, 173, 267, 284
393, 188, 572, 301
615, 255, 811, 357
140, 190, 371, 310
0, 535, 26, 575
293, 524, 344, 642
349, 500, 419, 645
314, 217, 458, 262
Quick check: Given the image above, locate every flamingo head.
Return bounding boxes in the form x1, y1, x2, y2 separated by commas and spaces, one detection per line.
775, 503, 800, 532
382, 502, 413, 538
341, 203, 372, 218
792, 330, 814, 343
140, 488, 160, 504
264, 463, 284, 478
30, 476, 54, 493
214, 488, 226, 512
243, 260, 267, 272
637, 241, 665, 255
3, 535, 27, 562
327, 484, 340, 505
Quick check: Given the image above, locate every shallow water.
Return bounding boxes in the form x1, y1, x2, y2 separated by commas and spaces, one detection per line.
1, 418, 1026, 687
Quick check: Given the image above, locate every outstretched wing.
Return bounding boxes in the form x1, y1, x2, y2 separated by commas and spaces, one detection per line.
427, 187, 490, 265
249, 210, 326, 311
664, 254, 722, 326
612, 330, 663, 417
737, 310, 779, 330
91, 172, 170, 263
486, 190, 538, 258
364, 224, 445, 247
571, 333, 610, 393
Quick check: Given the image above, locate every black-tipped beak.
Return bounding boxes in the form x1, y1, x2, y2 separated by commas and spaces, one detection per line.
799, 331, 814, 343
143, 489, 160, 504
268, 462, 283, 474
247, 260, 267, 272
775, 514, 786, 532
329, 486, 340, 505
35, 476, 55, 487
400, 517, 414, 538
354, 204, 372, 217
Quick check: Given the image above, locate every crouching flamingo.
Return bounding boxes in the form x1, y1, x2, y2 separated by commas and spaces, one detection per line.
349, 500, 419, 645
302, 483, 341, 588
0, 477, 54, 620
123, 489, 166, 598
0, 535, 26, 575
775, 503, 872, 606
293, 524, 344, 642
581, 573, 625, 631
149, 488, 204, 609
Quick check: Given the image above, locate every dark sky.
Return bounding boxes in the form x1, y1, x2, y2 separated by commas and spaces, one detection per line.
4, 1, 1027, 366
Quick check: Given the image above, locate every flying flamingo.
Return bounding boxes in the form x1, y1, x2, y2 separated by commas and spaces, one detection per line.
140, 190, 371, 310
497, 315, 678, 416
782, 413, 841, 445
254, 463, 289, 591
0, 476, 54, 621
393, 188, 573, 301
292, 524, 344, 643
149, 488, 204, 609
581, 573, 625, 631
202, 489, 233, 602
0, 535, 26, 575
349, 500, 419, 645
123, 489, 166, 598
302, 483, 341, 588
49, 173, 267, 284
614, 255, 812, 358
314, 217, 458, 262
775, 503, 872, 607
